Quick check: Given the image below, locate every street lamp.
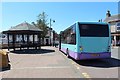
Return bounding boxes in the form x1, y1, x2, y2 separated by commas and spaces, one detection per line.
50, 18, 55, 46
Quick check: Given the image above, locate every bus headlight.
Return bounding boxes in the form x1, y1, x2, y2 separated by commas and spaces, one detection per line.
80, 46, 83, 51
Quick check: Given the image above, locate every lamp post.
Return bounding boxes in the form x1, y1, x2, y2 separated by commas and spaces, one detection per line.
50, 19, 55, 46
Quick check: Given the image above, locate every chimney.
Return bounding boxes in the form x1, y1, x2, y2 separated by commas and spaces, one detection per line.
106, 10, 111, 18
98, 19, 102, 22
98, 20, 101, 22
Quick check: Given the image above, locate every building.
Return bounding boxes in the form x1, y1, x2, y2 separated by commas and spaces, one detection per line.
44, 27, 59, 46
104, 10, 120, 46
43, 27, 52, 46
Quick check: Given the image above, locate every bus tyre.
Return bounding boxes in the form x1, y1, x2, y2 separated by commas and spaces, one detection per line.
66, 49, 70, 58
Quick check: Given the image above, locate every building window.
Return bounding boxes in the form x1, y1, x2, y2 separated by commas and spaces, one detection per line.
116, 22, 120, 31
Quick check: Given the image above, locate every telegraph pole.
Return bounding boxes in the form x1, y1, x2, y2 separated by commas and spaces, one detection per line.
49, 19, 55, 46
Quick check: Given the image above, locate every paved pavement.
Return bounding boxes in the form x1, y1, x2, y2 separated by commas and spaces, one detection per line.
111, 47, 120, 59
1, 47, 84, 78
0, 46, 120, 79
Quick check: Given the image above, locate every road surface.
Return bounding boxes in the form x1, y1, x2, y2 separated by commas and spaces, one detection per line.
0, 46, 119, 79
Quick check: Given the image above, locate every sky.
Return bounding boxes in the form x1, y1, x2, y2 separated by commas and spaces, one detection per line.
1, 2, 118, 33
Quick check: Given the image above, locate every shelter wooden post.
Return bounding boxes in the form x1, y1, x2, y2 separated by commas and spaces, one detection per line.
35, 35, 37, 49
12, 34, 15, 51
20, 34, 24, 50
27, 34, 30, 49
33, 34, 34, 49
38, 33, 41, 49
7, 34, 10, 51
22, 34, 24, 43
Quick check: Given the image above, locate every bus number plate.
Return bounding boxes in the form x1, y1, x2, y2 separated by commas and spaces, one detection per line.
91, 54, 100, 57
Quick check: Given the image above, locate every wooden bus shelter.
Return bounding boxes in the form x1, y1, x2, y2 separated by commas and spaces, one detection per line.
2, 22, 42, 51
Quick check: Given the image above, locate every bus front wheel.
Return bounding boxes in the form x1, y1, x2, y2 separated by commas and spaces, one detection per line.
66, 49, 70, 58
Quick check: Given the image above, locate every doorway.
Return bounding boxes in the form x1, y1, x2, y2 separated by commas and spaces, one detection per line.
46, 39, 49, 46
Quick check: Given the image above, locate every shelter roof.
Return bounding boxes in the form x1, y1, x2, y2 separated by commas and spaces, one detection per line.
9, 22, 42, 32
3, 22, 42, 34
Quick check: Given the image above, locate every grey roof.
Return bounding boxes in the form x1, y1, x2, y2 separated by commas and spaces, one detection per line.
104, 14, 120, 22
9, 22, 42, 32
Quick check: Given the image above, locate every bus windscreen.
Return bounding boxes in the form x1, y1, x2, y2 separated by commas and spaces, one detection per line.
79, 24, 109, 37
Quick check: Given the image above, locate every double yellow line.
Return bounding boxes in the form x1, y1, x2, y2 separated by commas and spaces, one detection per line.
82, 72, 91, 78
71, 61, 92, 79
60, 50, 92, 79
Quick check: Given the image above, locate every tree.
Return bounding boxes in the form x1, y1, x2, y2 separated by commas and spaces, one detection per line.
32, 12, 49, 45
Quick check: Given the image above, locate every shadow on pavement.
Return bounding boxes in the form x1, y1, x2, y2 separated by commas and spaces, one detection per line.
73, 58, 120, 68
10, 49, 55, 54
0, 64, 11, 72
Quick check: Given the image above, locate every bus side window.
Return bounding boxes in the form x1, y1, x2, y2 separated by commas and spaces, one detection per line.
67, 24, 76, 45
61, 23, 76, 45
70, 25, 76, 44
71, 33, 76, 44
